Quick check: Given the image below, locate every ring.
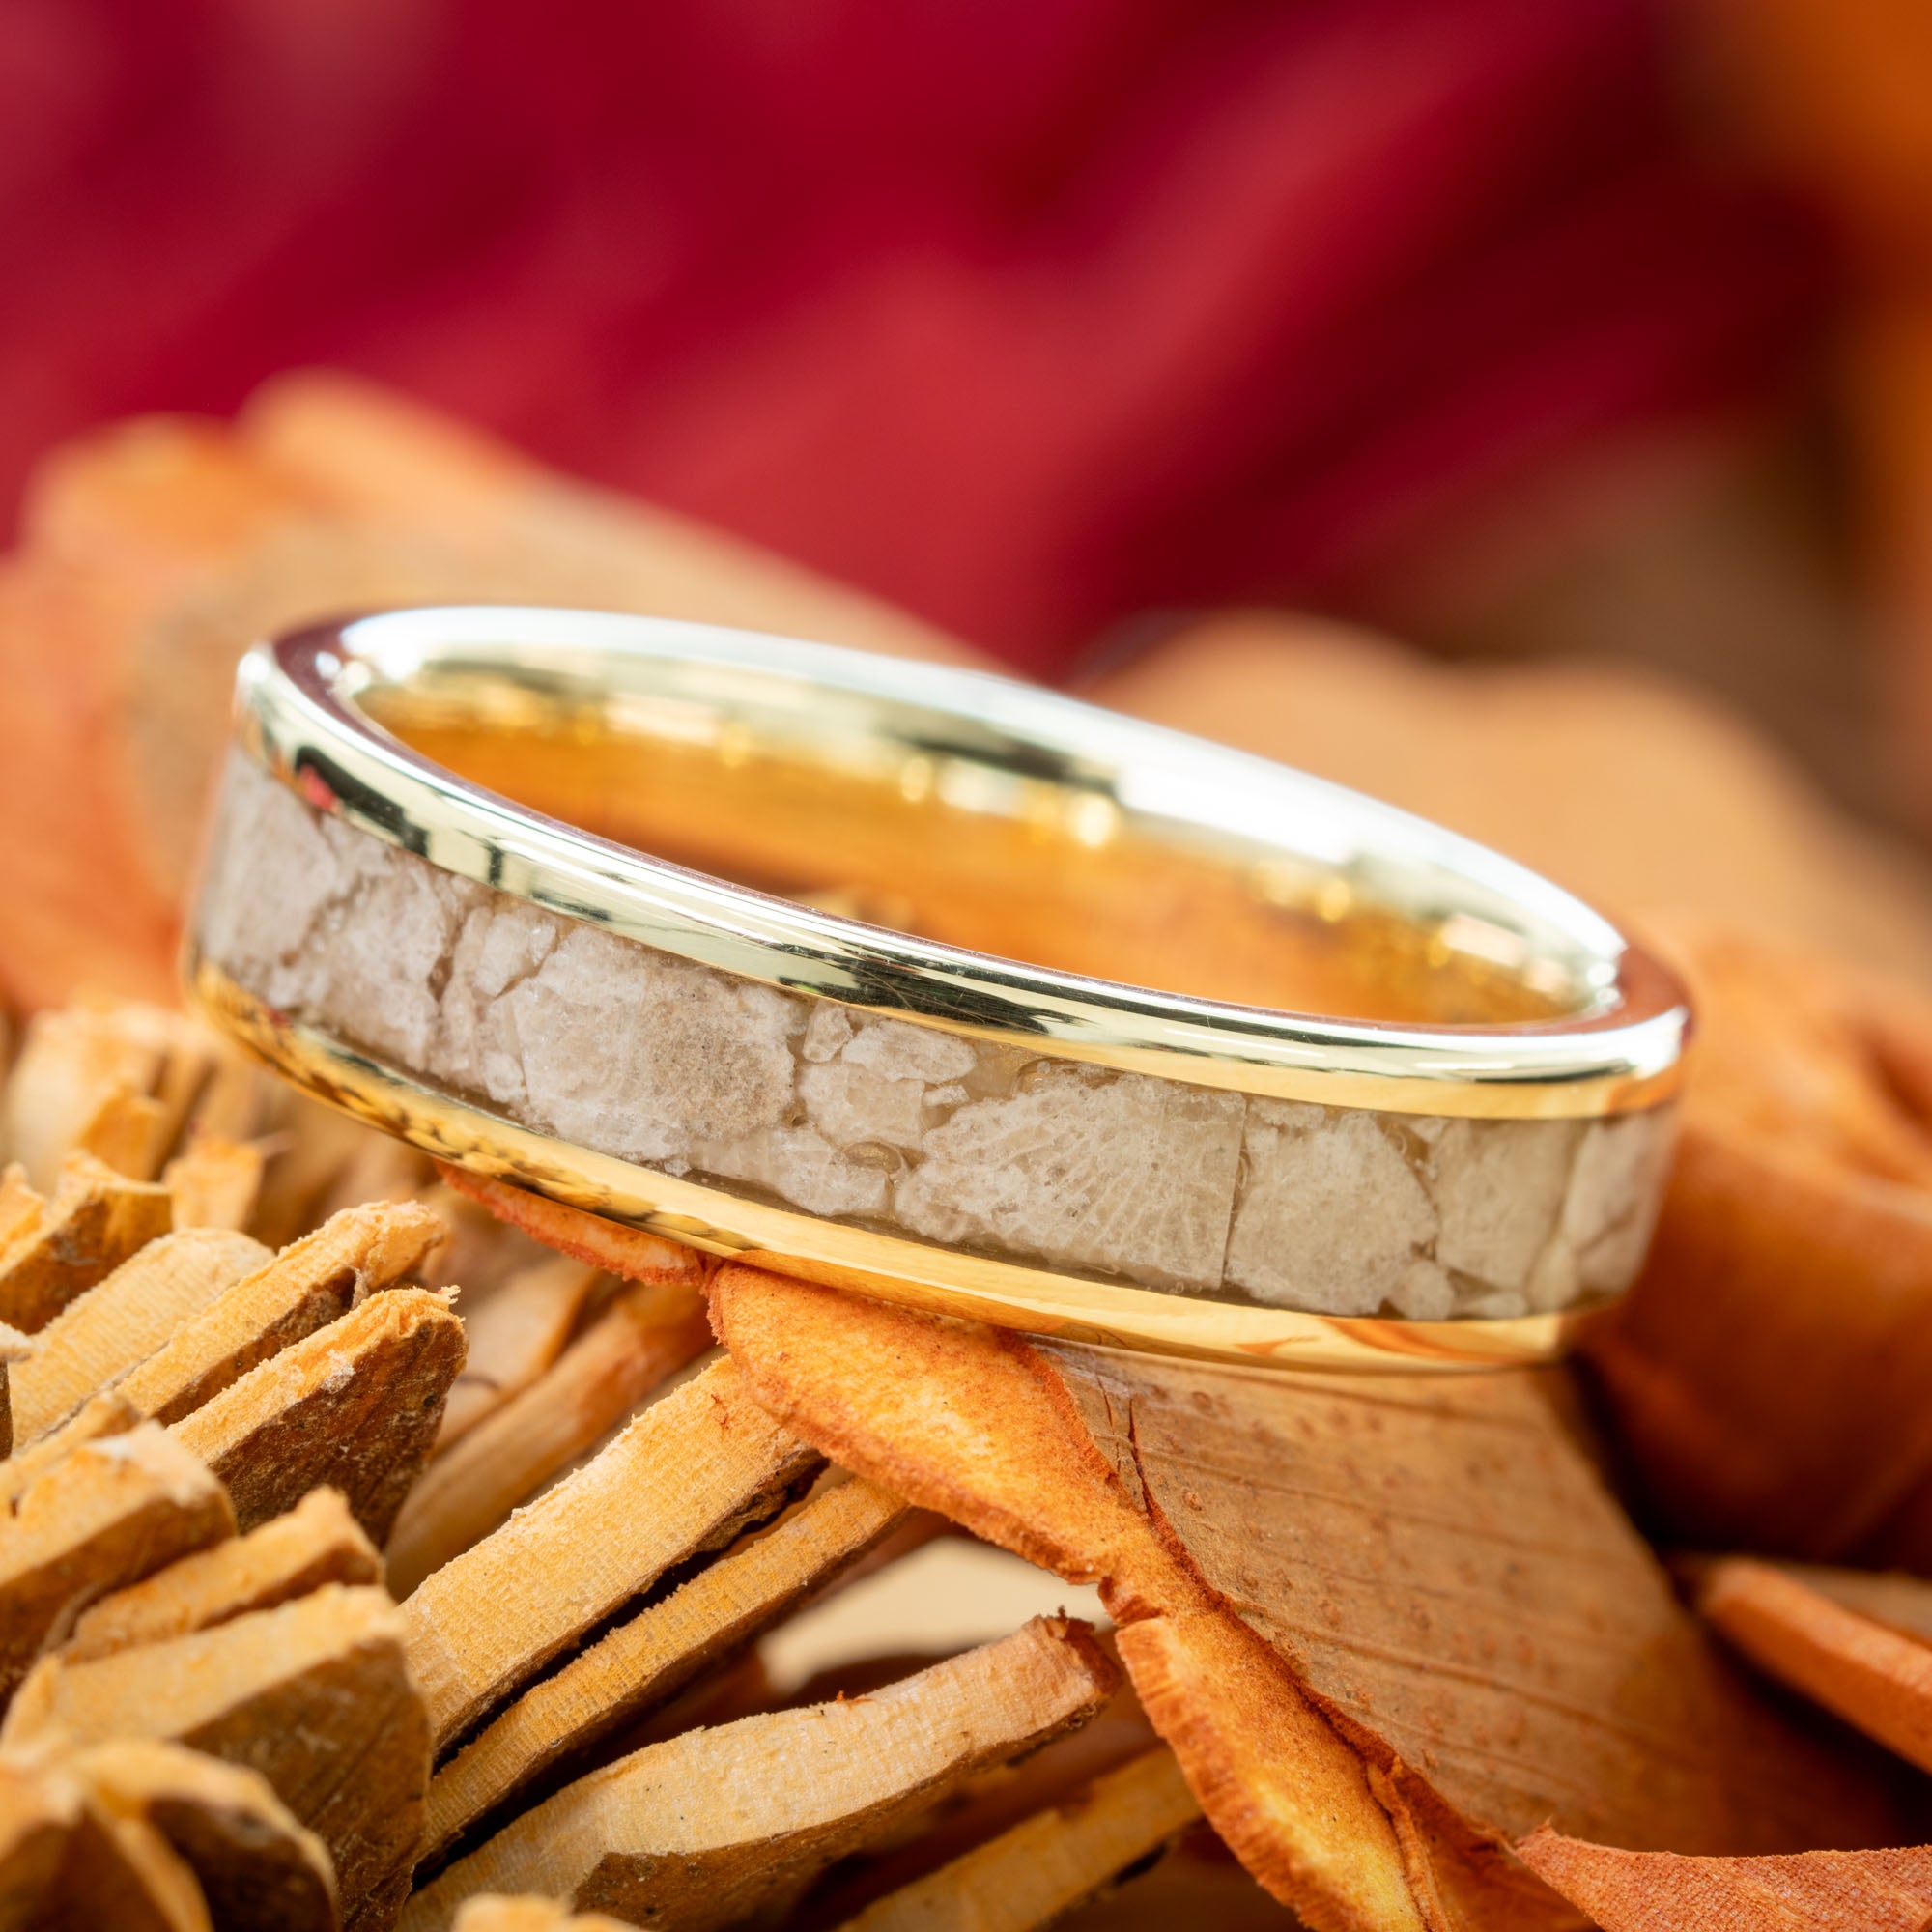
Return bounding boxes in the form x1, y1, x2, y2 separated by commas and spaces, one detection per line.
186, 607, 1689, 1369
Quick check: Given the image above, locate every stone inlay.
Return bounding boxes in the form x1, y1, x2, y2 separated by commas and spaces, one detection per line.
197, 756, 1674, 1316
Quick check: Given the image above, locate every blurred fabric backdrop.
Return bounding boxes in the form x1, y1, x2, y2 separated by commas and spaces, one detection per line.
4, 0, 1929, 817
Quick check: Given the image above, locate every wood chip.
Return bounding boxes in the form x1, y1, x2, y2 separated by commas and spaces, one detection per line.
449, 1898, 634, 1932
835, 1746, 1201, 1932
120, 1198, 444, 1425
68, 1484, 380, 1662
711, 1264, 1905, 1930
71, 1738, 337, 1932
403, 1355, 822, 1753
1517, 1827, 1932, 1932
0, 1753, 80, 1918
0, 1151, 172, 1333
0, 1421, 234, 1704
385, 1278, 710, 1598
436, 1255, 600, 1449
0, 1389, 140, 1510
0, 1001, 214, 1192
433, 1166, 706, 1286
425, 1474, 908, 1861
1690, 1556, 1932, 1774
11, 1227, 270, 1446
0, 1319, 26, 1460
173, 1287, 464, 1539
4, 1581, 429, 1932
164, 1132, 267, 1232
402, 1615, 1120, 1932
47, 1787, 213, 1932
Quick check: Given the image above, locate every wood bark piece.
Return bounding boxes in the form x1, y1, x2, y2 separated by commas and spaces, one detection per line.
711, 1265, 1904, 1932
120, 1199, 444, 1426
164, 1133, 267, 1233
401, 1615, 1120, 1932
403, 1355, 821, 1752
434, 1166, 705, 1287
0, 1421, 234, 1704
4, 1582, 429, 1932
71, 1738, 337, 1932
172, 1287, 464, 1538
449, 1899, 634, 1932
425, 1474, 908, 1861
835, 1746, 1201, 1932
0, 1754, 79, 1920
0, 1391, 140, 1510
1516, 1828, 1932, 1932
1690, 1556, 1932, 1774
11, 1227, 270, 1446
436, 1255, 600, 1449
385, 1278, 710, 1598
68, 1484, 380, 1662
0, 1151, 172, 1333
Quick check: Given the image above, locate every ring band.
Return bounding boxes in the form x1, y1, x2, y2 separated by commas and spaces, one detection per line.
186, 607, 1688, 1369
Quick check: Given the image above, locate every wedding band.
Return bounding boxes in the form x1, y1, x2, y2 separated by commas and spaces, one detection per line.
186, 607, 1688, 1369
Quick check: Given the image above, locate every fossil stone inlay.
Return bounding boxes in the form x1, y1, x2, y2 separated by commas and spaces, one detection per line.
197, 755, 1673, 1317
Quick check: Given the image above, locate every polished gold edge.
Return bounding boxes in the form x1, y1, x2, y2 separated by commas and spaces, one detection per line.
229, 719, 1685, 1123
192, 959, 1597, 1372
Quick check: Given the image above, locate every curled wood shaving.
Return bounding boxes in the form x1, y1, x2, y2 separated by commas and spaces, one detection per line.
1690, 1556, 1932, 1774
1516, 1827, 1932, 1931
433, 1166, 704, 1287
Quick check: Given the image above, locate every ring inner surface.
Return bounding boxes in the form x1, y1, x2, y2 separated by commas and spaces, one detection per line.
358, 657, 1597, 1032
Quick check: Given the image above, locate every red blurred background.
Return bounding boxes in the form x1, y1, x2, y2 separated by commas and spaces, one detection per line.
5, 0, 1928, 810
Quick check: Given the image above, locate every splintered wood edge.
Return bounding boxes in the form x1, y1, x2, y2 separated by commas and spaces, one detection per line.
68, 1737, 338, 1932
67, 1486, 380, 1662
0, 1151, 173, 1333
0, 1389, 142, 1509
1516, 1828, 1932, 1932
422, 1474, 909, 1861
836, 1746, 1202, 1932
170, 1285, 466, 1538
403, 1615, 1122, 1932
434, 1166, 706, 1286
1692, 1557, 1932, 1774
401, 1355, 822, 1752
384, 1276, 711, 1599
706, 1264, 1430, 1932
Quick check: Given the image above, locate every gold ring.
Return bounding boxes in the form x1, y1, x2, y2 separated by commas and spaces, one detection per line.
186, 607, 1689, 1369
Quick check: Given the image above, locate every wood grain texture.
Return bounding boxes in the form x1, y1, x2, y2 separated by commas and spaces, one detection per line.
172, 1286, 465, 1538
11, 1226, 268, 1444
121, 1199, 443, 1426
4, 1582, 428, 1932
402, 1616, 1119, 1932
0, 1151, 171, 1333
1517, 1829, 1932, 1932
0, 1421, 234, 1704
68, 1484, 380, 1662
403, 1355, 821, 1752
385, 1278, 710, 1597
711, 1264, 1905, 1932
424, 1474, 907, 1861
